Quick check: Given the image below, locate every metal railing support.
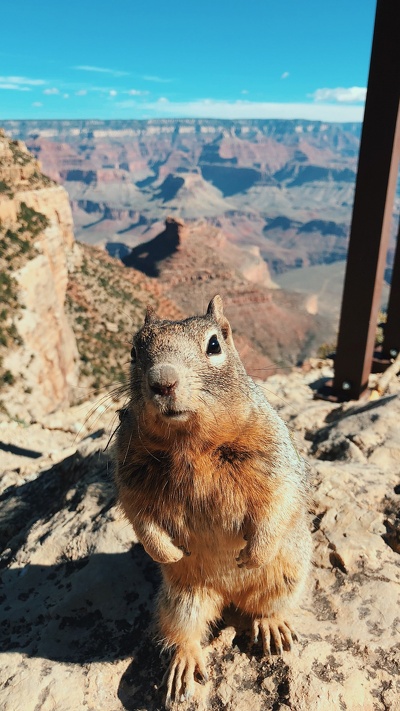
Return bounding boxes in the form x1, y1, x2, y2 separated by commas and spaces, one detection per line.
381, 217, 400, 360
317, 0, 400, 401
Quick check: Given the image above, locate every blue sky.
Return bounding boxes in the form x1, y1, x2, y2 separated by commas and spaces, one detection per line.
0, 0, 376, 121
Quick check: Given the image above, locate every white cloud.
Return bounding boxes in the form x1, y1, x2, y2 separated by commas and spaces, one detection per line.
311, 86, 367, 103
63, 93, 70, 99
241, 89, 249, 95
32, 101, 43, 107
281, 72, 290, 79
75, 89, 87, 96
126, 88, 149, 96
143, 75, 172, 83
0, 83, 31, 91
0, 75, 46, 86
86, 86, 110, 93
84, 85, 124, 94
43, 87, 59, 95
0, 75, 46, 90
73, 65, 129, 77
138, 97, 365, 122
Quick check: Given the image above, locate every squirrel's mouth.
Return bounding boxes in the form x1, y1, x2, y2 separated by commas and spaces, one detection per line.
163, 408, 190, 420
147, 392, 193, 423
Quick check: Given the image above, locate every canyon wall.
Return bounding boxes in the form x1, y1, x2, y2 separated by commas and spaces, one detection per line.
0, 130, 79, 419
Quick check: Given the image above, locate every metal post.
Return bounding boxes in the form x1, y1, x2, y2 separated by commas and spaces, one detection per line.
317, 0, 400, 402
381, 217, 400, 359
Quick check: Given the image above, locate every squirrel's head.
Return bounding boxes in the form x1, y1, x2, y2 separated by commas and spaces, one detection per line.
129, 295, 249, 438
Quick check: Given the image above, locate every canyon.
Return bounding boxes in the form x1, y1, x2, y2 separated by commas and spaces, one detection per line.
4, 118, 397, 349
3, 119, 362, 271
0, 125, 343, 408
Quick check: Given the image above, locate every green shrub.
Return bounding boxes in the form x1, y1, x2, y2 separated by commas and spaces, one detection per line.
18, 202, 49, 237
0, 271, 16, 301
2, 370, 15, 385
0, 180, 12, 195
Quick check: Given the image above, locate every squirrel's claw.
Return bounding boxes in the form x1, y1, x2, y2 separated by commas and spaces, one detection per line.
177, 545, 191, 557
236, 546, 249, 567
236, 545, 262, 569
164, 645, 208, 708
251, 617, 298, 656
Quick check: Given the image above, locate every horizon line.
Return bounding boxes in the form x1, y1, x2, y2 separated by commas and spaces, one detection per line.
0, 116, 363, 124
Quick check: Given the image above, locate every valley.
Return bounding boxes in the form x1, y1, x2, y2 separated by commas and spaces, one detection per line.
2, 118, 398, 370
3, 118, 362, 269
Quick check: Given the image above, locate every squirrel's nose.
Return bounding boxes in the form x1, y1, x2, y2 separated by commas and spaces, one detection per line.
148, 364, 179, 397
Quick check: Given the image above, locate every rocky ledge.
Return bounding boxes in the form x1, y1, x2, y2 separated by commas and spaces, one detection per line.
1, 361, 399, 710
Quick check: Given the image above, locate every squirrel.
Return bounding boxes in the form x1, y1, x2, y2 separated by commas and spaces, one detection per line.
115, 295, 311, 707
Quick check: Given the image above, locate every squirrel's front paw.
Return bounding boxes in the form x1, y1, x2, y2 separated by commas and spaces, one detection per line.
143, 541, 185, 565
236, 544, 269, 569
164, 643, 208, 708
173, 541, 191, 558
252, 616, 298, 655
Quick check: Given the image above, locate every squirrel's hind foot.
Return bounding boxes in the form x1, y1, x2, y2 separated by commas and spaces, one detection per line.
164, 643, 208, 708
252, 617, 298, 656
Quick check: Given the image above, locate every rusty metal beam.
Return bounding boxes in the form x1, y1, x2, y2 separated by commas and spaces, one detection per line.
318, 0, 400, 402
381, 216, 400, 359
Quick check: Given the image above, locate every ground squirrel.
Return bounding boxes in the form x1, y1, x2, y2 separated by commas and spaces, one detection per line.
115, 295, 311, 707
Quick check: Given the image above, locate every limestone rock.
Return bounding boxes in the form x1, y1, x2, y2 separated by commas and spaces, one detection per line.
0, 130, 79, 420
2, 187, 79, 420
1, 364, 399, 710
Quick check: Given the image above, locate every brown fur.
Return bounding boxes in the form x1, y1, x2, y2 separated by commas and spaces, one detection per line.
114, 295, 311, 706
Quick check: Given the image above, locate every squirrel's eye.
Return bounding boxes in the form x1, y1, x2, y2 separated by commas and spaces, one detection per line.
206, 335, 221, 356
130, 345, 137, 362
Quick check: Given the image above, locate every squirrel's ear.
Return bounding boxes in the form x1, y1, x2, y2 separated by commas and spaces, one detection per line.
207, 294, 233, 342
206, 295, 224, 320
144, 305, 157, 325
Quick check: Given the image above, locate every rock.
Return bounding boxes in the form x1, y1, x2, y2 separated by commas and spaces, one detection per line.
105, 320, 119, 333
1, 363, 399, 710
0, 131, 79, 420
123, 218, 327, 372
